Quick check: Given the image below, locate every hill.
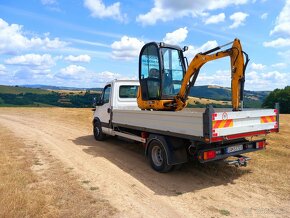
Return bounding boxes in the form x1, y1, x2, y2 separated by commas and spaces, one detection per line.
0, 84, 269, 108
0, 85, 100, 108
189, 85, 269, 108
22, 84, 103, 92
0, 85, 51, 95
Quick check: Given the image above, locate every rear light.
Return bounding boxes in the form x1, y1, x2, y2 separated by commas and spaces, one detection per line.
256, 141, 266, 149
203, 150, 216, 160
141, 132, 148, 139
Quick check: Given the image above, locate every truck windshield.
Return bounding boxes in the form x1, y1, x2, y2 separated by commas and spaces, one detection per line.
119, 85, 139, 98
161, 47, 185, 99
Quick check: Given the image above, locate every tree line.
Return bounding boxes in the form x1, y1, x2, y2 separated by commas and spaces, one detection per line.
262, 86, 290, 114
0, 91, 101, 108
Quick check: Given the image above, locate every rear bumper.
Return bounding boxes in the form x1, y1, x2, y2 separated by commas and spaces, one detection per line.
197, 139, 266, 163
209, 129, 278, 143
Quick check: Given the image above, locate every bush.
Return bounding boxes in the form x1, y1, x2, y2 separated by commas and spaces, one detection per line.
262, 86, 290, 114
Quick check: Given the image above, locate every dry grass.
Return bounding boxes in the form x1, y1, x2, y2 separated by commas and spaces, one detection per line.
54, 90, 100, 95
187, 96, 230, 105
244, 114, 290, 199
0, 126, 116, 217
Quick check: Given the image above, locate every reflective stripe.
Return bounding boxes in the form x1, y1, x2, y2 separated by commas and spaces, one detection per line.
260, 116, 276, 123
212, 119, 233, 129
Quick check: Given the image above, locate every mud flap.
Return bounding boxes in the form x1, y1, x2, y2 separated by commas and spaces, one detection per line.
146, 134, 188, 165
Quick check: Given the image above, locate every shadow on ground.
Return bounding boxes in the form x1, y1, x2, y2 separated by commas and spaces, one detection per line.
73, 135, 252, 196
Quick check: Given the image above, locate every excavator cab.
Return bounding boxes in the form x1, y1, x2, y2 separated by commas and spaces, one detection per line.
138, 42, 186, 103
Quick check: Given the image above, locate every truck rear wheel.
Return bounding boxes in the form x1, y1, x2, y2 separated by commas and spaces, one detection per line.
93, 120, 105, 141
148, 140, 172, 173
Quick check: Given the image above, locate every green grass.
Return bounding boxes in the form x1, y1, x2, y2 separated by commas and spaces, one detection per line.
0, 102, 56, 107
0, 85, 51, 94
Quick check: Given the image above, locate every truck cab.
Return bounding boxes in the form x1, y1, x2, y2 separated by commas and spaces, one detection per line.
94, 80, 139, 125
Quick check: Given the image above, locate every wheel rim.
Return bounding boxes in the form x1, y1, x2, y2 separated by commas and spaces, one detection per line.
94, 125, 100, 136
151, 145, 163, 167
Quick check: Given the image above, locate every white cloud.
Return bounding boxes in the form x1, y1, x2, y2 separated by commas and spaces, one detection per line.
0, 18, 67, 54
196, 70, 231, 87
111, 36, 144, 60
136, 0, 248, 25
263, 37, 290, 47
163, 27, 188, 44
64, 54, 91, 63
204, 13, 225, 24
68, 38, 110, 48
5, 54, 55, 69
251, 63, 266, 70
270, 0, 290, 36
246, 70, 288, 90
184, 40, 218, 60
229, 12, 249, 29
94, 71, 137, 86
0, 64, 6, 70
196, 69, 289, 90
0, 64, 6, 75
84, 0, 127, 22
41, 0, 57, 5
59, 65, 87, 78
271, 62, 287, 68
260, 13, 268, 20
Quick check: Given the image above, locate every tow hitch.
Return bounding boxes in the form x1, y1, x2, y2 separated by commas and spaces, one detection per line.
225, 155, 251, 167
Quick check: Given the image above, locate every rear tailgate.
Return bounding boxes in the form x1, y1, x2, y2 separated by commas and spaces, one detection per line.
205, 107, 279, 142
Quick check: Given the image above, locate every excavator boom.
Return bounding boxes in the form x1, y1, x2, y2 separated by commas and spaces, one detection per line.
137, 38, 249, 111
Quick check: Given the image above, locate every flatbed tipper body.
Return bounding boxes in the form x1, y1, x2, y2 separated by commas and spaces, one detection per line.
113, 107, 278, 143
93, 80, 279, 172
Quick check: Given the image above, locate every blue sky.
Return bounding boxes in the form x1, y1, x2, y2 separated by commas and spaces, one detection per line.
0, 0, 289, 90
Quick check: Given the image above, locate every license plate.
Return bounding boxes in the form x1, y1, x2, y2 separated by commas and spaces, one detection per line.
226, 144, 243, 154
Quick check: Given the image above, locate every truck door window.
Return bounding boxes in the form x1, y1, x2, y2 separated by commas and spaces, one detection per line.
103, 85, 111, 104
119, 85, 138, 98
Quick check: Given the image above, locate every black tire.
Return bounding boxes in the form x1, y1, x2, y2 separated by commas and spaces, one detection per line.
93, 120, 105, 141
148, 140, 173, 173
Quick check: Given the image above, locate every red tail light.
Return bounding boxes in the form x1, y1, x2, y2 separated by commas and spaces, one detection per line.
256, 141, 265, 149
203, 150, 216, 160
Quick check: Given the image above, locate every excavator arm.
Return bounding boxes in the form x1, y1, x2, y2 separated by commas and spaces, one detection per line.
174, 38, 248, 111
137, 38, 249, 111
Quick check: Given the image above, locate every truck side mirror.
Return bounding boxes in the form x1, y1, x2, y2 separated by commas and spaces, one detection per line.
92, 97, 97, 107
93, 97, 104, 107
96, 98, 104, 106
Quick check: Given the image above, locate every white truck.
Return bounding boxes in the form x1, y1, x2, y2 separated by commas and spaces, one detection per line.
92, 79, 279, 172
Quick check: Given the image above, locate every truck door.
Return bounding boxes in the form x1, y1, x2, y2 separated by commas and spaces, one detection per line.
97, 84, 111, 125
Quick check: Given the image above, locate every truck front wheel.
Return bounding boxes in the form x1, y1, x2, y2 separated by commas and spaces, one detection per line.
93, 121, 105, 141
148, 140, 172, 173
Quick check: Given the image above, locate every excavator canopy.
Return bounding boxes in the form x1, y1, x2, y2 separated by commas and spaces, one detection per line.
138, 42, 186, 101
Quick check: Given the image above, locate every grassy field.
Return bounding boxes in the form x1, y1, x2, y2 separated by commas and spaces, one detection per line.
0, 85, 51, 94
187, 96, 231, 106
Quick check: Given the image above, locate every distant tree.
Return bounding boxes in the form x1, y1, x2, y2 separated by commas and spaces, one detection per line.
262, 86, 290, 114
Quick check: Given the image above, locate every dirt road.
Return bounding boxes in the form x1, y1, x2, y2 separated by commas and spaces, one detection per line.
0, 108, 289, 217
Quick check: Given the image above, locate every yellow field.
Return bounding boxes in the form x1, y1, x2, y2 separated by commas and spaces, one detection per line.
187, 96, 231, 105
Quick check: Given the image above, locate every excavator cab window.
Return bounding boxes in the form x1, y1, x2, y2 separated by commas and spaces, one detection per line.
161, 47, 185, 99
139, 42, 186, 101
139, 43, 161, 100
